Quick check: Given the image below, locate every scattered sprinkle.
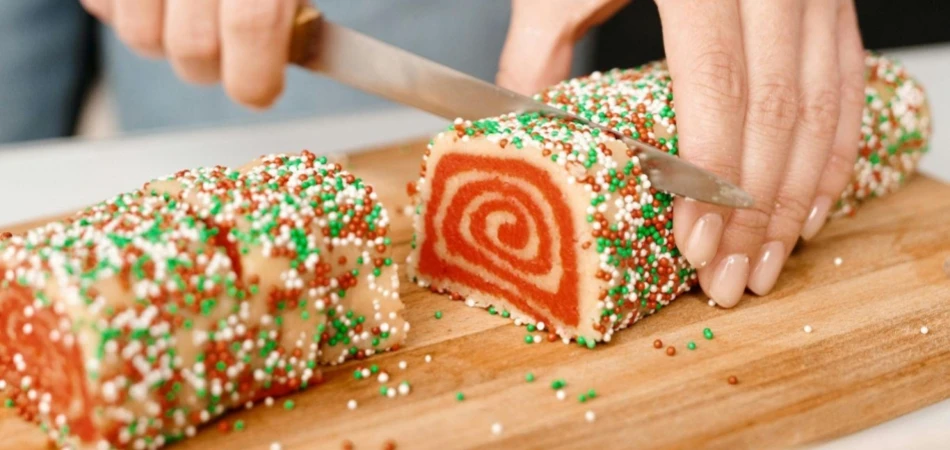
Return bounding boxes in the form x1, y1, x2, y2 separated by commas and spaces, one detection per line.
265, 397, 274, 407
270, 442, 283, 450
708, 299, 717, 307
233, 420, 245, 431
525, 372, 535, 383
556, 389, 566, 401
398, 381, 411, 395
834, 257, 843, 266
551, 379, 566, 389
921, 326, 929, 335
703, 328, 714, 340
804, 325, 813, 333
425, 354, 432, 363
378, 372, 390, 383
666, 346, 676, 356
284, 400, 295, 411
728, 375, 738, 385
652, 339, 663, 349
434, 311, 443, 319
585, 410, 596, 422
347, 399, 358, 410
341, 440, 353, 450
398, 360, 408, 370
578, 394, 588, 403
456, 392, 465, 401
491, 422, 503, 436
687, 341, 696, 350
384, 440, 397, 450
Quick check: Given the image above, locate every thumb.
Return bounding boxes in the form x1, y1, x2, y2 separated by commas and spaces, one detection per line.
497, 0, 630, 96
497, 1, 576, 96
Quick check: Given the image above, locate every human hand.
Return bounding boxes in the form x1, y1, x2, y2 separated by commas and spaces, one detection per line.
498, 0, 866, 308
655, 0, 865, 307
80, 0, 300, 108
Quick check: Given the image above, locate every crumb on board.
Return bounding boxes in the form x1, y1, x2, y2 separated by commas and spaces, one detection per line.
491, 422, 503, 436
728, 376, 738, 385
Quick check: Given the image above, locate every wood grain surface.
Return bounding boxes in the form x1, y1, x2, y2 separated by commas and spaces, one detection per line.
2, 141, 949, 450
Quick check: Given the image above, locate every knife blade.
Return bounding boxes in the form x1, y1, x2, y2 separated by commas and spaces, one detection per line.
289, 7, 754, 208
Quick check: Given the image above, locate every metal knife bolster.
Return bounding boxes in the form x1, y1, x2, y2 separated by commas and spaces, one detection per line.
290, 9, 754, 209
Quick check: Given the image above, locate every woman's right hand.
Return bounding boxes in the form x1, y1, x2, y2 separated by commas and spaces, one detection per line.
80, 0, 300, 108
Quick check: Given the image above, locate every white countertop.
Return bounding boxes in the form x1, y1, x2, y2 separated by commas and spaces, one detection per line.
0, 44, 947, 448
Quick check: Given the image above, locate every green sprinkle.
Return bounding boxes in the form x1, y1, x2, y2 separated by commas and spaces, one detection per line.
524, 335, 533, 344
525, 373, 535, 383
551, 379, 566, 390
4, 399, 13, 408
587, 388, 596, 399
579, 394, 588, 403
370, 364, 379, 374
284, 400, 295, 410
456, 392, 465, 401
434, 311, 443, 319
687, 341, 697, 350
233, 420, 245, 431
703, 328, 714, 340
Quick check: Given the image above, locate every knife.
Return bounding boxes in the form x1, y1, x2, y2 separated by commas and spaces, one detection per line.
289, 7, 754, 208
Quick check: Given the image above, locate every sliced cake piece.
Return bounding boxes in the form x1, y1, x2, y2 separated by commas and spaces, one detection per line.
0, 151, 406, 449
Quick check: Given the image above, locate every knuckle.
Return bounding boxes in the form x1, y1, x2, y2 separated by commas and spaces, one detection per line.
799, 87, 840, 136
823, 151, 857, 181
839, 72, 867, 107
688, 46, 747, 114
226, 77, 284, 108
748, 78, 800, 134
224, 2, 285, 35
167, 25, 219, 61
772, 191, 813, 225
116, 23, 162, 55
685, 155, 742, 184
728, 207, 772, 240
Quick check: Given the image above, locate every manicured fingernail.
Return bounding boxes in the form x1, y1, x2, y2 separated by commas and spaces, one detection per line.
684, 213, 724, 268
801, 196, 832, 241
748, 241, 786, 296
708, 254, 750, 308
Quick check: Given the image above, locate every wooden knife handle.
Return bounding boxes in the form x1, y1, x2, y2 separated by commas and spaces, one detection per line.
290, 4, 322, 65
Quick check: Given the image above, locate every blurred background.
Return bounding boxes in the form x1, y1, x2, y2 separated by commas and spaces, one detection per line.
1, 0, 946, 145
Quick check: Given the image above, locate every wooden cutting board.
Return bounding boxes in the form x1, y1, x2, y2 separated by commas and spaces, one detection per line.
2, 141, 950, 450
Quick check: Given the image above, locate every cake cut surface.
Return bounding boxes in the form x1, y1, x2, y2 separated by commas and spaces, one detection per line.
408, 53, 931, 345
0, 151, 407, 449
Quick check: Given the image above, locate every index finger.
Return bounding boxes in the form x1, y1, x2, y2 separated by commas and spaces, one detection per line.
655, 0, 746, 271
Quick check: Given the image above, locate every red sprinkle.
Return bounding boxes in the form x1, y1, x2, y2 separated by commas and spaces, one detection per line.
652, 339, 663, 349
728, 376, 738, 385
666, 346, 676, 356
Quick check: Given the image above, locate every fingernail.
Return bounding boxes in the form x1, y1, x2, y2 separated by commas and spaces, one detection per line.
748, 241, 786, 296
708, 254, 750, 308
684, 213, 724, 268
801, 196, 832, 241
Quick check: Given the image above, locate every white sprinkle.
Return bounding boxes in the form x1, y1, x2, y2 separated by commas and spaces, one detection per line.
491, 422, 503, 435
804, 325, 813, 333
270, 443, 283, 450
22, 323, 32, 335
708, 299, 717, 307
585, 410, 596, 422
556, 390, 566, 401
424, 354, 432, 363
398, 382, 411, 395
386, 387, 397, 398
398, 360, 407, 370
921, 326, 929, 335
347, 399, 358, 410
265, 397, 274, 407
532, 335, 542, 344
361, 368, 371, 378
378, 372, 390, 383
834, 257, 843, 266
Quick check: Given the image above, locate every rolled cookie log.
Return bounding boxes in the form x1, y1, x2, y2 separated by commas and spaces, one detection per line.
0, 151, 407, 449
407, 53, 930, 346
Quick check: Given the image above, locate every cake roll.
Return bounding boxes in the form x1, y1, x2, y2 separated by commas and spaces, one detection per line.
0, 151, 407, 449
407, 53, 931, 345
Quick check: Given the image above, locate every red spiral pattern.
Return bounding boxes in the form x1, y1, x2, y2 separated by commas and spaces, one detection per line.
418, 154, 580, 326
0, 284, 96, 441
